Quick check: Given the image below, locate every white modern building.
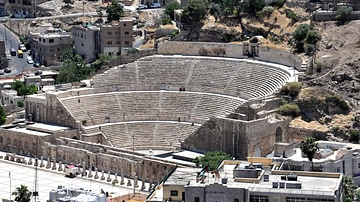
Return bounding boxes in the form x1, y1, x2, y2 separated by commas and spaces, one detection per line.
275, 141, 360, 185
147, 159, 343, 202
49, 185, 106, 202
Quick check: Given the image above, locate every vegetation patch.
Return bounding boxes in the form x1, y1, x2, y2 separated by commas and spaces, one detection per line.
278, 103, 300, 117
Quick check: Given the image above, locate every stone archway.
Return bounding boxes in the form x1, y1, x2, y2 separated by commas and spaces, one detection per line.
253, 144, 262, 157
72, 136, 79, 140
275, 126, 283, 143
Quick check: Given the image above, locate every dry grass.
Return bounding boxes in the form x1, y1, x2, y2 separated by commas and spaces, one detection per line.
297, 87, 334, 102
329, 113, 354, 130
290, 117, 330, 132
140, 39, 155, 49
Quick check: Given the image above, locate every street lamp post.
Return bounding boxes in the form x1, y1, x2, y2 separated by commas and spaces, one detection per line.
9, 171, 11, 201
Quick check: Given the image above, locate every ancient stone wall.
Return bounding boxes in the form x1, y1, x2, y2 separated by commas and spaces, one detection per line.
182, 116, 290, 159
284, 126, 328, 143
0, 127, 77, 157
42, 138, 176, 183
157, 41, 303, 69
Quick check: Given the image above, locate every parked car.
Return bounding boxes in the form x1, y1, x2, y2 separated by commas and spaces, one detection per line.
4, 68, 11, 73
33, 62, 40, 67
0, 70, 4, 75
149, 2, 161, 8
136, 4, 148, 9
19, 44, 27, 52
27, 56, 34, 64
10, 48, 16, 56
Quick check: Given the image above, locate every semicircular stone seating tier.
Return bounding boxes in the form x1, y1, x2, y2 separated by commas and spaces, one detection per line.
59, 91, 245, 126
91, 56, 292, 99
83, 121, 200, 149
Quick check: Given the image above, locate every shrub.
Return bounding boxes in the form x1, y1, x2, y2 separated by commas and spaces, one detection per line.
248, 0, 265, 15
258, 6, 274, 17
305, 44, 315, 55
286, 10, 299, 23
287, 82, 303, 97
278, 103, 300, 117
349, 129, 360, 143
269, 0, 284, 8
325, 96, 350, 111
335, 6, 352, 23
162, 16, 172, 25
305, 30, 319, 44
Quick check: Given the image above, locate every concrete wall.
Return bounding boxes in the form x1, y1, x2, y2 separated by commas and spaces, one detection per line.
313, 11, 360, 21
157, 41, 303, 69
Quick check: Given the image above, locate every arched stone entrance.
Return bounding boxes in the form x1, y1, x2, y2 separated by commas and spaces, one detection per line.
275, 126, 283, 142
253, 144, 262, 157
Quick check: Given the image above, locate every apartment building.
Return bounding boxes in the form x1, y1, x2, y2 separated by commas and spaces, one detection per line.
147, 159, 343, 202
72, 24, 100, 62
5, 0, 47, 17
100, 19, 133, 56
30, 31, 72, 66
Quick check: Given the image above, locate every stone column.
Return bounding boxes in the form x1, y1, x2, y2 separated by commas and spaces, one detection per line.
114, 173, 118, 183
40, 156, 44, 168
121, 169, 125, 185
46, 158, 51, 169
58, 161, 63, 171
141, 163, 146, 190
107, 171, 112, 182
88, 170, 93, 178
28, 158, 33, 165
148, 177, 153, 192
52, 158, 57, 170
100, 170, 105, 180
134, 176, 139, 188
34, 158, 39, 167
94, 167, 99, 179
82, 162, 87, 177
127, 179, 132, 186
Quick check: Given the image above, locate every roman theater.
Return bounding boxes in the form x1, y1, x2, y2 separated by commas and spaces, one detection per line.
0, 41, 301, 188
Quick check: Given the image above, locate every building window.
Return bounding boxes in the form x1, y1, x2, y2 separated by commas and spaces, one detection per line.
49, 39, 54, 43
116, 41, 120, 44
250, 195, 269, 202
81, 34, 83, 38
125, 31, 129, 35
81, 43, 84, 46
358, 163, 360, 169
115, 32, 118, 35
43, 39, 45, 42
107, 31, 112, 35
57, 48, 60, 51
195, 197, 199, 202
123, 23, 127, 27
125, 41, 129, 45
170, 190, 178, 196
234, 199, 239, 202
285, 197, 305, 202
107, 41, 112, 45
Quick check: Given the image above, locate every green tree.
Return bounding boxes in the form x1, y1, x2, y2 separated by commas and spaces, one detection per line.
349, 129, 360, 143
209, 3, 221, 21
19, 35, 30, 50
248, 0, 265, 15
56, 49, 94, 84
12, 80, 38, 96
181, 0, 208, 23
343, 176, 357, 202
335, 6, 352, 23
292, 24, 318, 52
193, 151, 232, 171
17, 101, 24, 108
92, 54, 112, 71
164, 1, 181, 20
106, 0, 124, 22
63, 0, 74, 7
300, 137, 319, 171
0, 105, 6, 124
12, 185, 32, 202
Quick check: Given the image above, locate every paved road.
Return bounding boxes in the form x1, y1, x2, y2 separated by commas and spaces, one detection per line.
0, 24, 33, 77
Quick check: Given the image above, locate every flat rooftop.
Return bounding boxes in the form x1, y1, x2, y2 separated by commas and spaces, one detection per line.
186, 161, 342, 197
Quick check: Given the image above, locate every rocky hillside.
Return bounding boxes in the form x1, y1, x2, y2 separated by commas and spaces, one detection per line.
305, 20, 360, 107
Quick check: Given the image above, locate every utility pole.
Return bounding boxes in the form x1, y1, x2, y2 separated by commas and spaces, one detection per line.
33, 138, 39, 202
132, 133, 135, 198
